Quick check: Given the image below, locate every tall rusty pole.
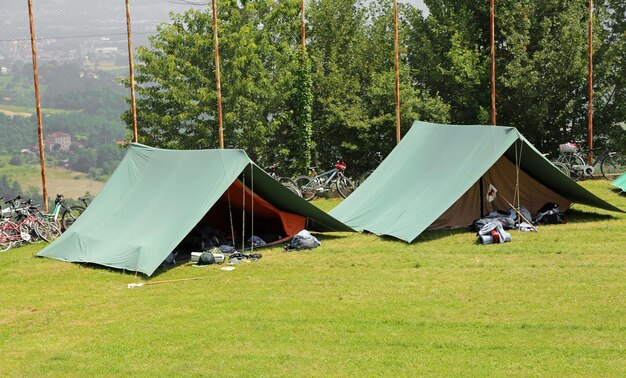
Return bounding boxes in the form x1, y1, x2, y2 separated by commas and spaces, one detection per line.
490, 0, 496, 125
125, 0, 138, 143
212, 0, 224, 149
587, 0, 593, 165
393, 0, 401, 144
28, 0, 48, 211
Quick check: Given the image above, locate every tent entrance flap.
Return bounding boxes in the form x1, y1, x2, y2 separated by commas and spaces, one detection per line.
200, 179, 307, 245
428, 155, 572, 230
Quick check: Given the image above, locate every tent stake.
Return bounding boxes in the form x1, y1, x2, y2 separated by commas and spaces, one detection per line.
127, 275, 210, 288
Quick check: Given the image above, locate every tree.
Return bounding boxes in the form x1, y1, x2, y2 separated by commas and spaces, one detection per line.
123, 2, 301, 165
413, 0, 626, 153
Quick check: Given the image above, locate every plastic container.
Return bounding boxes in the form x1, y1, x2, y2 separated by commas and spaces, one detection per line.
559, 143, 578, 153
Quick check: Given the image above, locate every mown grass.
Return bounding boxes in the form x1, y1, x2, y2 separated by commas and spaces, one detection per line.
0, 180, 624, 376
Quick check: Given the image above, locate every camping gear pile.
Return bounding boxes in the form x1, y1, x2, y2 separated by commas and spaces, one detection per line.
283, 230, 321, 251
472, 202, 568, 244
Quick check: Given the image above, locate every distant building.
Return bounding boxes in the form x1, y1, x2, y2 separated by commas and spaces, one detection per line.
94, 47, 119, 55
44, 132, 72, 151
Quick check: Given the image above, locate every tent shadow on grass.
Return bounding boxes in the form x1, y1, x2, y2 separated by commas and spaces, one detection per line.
362, 208, 616, 243
73, 259, 208, 279
365, 227, 471, 244
564, 208, 615, 223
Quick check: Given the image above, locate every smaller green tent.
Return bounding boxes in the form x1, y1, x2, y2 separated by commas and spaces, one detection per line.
612, 172, 626, 192
330, 121, 623, 243
38, 144, 352, 276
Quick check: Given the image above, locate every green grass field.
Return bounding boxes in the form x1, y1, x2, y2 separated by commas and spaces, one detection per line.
1, 180, 624, 376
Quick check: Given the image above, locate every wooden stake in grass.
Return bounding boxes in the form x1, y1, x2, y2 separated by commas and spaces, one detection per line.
127, 275, 211, 289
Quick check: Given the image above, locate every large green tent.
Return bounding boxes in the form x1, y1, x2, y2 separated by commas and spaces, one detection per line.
612, 172, 626, 192
38, 144, 352, 276
330, 121, 623, 243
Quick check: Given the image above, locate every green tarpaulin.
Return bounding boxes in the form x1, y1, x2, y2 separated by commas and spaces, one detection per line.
330, 121, 623, 243
612, 172, 626, 192
38, 144, 351, 276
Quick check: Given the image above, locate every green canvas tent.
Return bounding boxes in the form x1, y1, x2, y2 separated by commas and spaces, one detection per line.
38, 144, 352, 276
330, 121, 623, 243
612, 172, 626, 192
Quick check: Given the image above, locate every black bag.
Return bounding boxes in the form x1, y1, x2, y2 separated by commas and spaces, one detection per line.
197, 251, 216, 265
535, 202, 566, 224
536, 210, 567, 225
538, 202, 559, 214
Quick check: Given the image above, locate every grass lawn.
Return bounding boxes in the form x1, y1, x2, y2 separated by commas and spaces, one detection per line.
0, 180, 624, 376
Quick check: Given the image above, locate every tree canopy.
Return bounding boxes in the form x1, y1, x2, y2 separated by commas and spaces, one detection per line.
124, 0, 625, 175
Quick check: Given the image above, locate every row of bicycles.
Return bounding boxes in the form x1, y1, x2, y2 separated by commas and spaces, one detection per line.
551, 142, 625, 181
0, 193, 89, 252
267, 161, 358, 201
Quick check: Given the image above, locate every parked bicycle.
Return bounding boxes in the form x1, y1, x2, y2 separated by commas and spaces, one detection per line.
0, 195, 61, 251
294, 161, 356, 201
265, 164, 301, 197
51, 193, 90, 231
552, 141, 625, 181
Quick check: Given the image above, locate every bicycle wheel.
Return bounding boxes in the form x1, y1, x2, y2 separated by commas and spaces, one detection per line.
34, 221, 61, 243
600, 153, 626, 180
1, 222, 23, 248
0, 230, 12, 252
278, 177, 302, 197
358, 169, 374, 186
557, 153, 585, 181
61, 206, 85, 231
294, 175, 318, 201
336, 175, 356, 198
552, 162, 570, 177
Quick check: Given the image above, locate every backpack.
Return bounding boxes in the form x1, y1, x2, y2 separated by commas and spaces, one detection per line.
535, 202, 567, 225
536, 210, 567, 225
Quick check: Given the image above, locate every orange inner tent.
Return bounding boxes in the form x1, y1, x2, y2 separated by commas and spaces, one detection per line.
199, 179, 306, 244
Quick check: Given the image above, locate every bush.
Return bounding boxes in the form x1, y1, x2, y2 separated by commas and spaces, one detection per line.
9, 154, 24, 166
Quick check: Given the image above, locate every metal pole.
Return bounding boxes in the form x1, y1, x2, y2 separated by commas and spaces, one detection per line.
125, 0, 138, 143
393, 0, 401, 144
490, 0, 496, 125
28, 0, 48, 212
587, 0, 593, 165
301, 0, 306, 56
212, 0, 224, 149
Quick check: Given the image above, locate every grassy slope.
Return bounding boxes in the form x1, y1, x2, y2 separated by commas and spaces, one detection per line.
0, 104, 81, 116
0, 181, 624, 376
0, 155, 103, 198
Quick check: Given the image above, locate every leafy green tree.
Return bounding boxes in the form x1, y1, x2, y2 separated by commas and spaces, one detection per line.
413, 0, 626, 153
123, 1, 301, 165
9, 154, 24, 166
285, 49, 313, 174
70, 149, 96, 173
0, 175, 22, 199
